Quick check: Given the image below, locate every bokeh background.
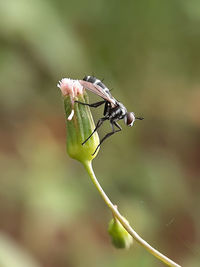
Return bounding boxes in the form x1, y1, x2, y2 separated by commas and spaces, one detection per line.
0, 0, 200, 266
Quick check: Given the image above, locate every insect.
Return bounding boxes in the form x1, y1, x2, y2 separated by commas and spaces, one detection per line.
77, 76, 144, 155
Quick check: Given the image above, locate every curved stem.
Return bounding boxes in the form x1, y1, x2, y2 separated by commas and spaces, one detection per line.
83, 160, 181, 267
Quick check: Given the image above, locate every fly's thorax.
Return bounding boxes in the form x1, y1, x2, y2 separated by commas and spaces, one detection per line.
108, 102, 127, 120
117, 102, 127, 117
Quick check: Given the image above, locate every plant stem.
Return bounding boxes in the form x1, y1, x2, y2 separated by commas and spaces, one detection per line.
83, 160, 181, 267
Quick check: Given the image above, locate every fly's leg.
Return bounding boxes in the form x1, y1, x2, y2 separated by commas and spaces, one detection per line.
82, 117, 108, 145
75, 100, 105, 108
92, 121, 122, 155
103, 101, 110, 116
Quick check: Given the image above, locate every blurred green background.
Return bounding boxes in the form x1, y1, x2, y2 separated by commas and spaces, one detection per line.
0, 0, 200, 266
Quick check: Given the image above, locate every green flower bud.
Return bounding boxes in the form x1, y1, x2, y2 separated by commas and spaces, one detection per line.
108, 216, 133, 249
58, 78, 100, 163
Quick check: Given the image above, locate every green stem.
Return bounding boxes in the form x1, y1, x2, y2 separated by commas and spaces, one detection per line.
83, 160, 181, 267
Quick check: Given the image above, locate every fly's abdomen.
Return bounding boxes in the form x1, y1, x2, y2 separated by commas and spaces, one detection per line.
83, 76, 111, 96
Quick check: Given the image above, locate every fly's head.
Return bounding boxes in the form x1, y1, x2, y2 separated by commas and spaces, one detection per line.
124, 112, 144, 127
124, 112, 135, 127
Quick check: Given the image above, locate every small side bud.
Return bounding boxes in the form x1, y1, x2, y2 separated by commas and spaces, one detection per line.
108, 216, 133, 249
58, 78, 100, 163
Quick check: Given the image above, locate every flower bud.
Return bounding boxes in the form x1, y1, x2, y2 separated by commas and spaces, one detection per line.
58, 78, 100, 163
108, 216, 133, 249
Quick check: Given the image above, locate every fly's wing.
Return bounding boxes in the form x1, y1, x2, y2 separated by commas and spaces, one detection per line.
79, 80, 116, 106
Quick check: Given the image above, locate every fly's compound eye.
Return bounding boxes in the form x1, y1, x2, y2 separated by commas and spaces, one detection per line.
125, 112, 135, 127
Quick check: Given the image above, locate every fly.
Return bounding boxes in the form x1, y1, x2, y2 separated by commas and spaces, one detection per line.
77, 76, 144, 155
